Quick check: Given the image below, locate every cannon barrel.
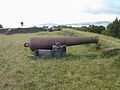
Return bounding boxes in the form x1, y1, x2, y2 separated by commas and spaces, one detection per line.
24, 36, 99, 51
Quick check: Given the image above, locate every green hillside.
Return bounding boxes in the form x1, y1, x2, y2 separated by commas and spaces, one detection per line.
0, 29, 120, 90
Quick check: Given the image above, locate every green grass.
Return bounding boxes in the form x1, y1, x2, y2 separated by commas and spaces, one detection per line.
0, 29, 120, 90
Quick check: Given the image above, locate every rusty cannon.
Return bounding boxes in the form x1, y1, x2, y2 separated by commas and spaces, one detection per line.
24, 36, 99, 57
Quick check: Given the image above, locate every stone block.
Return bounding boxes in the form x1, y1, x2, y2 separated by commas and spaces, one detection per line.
35, 49, 53, 58
35, 45, 66, 58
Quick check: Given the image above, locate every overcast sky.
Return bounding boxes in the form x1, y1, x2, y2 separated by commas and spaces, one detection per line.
0, 0, 120, 27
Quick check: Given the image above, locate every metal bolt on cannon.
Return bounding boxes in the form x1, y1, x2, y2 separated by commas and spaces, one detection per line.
24, 36, 99, 57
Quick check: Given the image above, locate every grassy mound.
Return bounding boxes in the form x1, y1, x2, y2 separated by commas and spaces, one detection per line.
0, 29, 120, 90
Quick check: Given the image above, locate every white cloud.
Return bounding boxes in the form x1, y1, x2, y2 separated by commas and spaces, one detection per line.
0, 0, 119, 28
85, 0, 120, 14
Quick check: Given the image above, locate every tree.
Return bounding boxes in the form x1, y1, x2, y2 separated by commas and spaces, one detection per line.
0, 24, 3, 28
106, 18, 120, 38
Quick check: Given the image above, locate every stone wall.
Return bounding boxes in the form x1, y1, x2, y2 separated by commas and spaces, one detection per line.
0, 27, 47, 34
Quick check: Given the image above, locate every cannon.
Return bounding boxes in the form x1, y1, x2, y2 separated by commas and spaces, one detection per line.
24, 36, 99, 57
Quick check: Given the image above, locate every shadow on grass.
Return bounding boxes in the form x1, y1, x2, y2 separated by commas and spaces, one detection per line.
65, 53, 100, 60
101, 50, 120, 58
27, 53, 100, 61
112, 55, 120, 68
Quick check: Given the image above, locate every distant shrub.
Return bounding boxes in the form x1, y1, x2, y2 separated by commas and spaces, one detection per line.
58, 25, 106, 34
0, 24, 3, 28
87, 25, 105, 34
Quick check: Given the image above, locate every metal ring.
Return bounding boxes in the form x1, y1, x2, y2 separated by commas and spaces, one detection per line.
24, 43, 29, 47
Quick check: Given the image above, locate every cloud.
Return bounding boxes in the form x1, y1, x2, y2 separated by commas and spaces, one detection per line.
85, 0, 120, 15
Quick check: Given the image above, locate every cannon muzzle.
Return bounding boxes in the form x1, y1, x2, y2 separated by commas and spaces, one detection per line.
25, 36, 99, 51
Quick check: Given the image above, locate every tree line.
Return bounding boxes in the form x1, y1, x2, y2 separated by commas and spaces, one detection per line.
56, 18, 120, 39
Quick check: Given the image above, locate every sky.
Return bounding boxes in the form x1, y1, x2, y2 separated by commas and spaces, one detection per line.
0, 0, 120, 28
